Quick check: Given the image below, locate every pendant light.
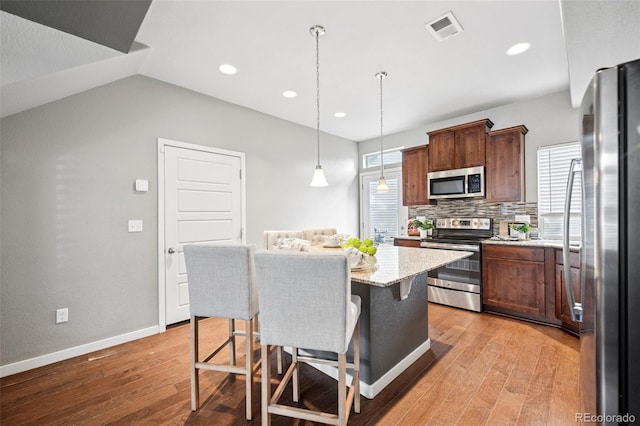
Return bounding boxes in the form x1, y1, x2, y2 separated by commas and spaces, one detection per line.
309, 25, 329, 187
375, 71, 389, 193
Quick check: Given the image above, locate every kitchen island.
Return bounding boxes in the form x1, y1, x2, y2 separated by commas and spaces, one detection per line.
307, 244, 473, 398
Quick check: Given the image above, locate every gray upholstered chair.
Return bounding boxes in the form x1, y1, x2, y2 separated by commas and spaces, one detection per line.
302, 228, 338, 245
183, 244, 259, 420
263, 230, 304, 250
255, 251, 361, 425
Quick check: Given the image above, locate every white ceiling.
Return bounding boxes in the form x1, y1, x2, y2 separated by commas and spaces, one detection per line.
2, 1, 639, 141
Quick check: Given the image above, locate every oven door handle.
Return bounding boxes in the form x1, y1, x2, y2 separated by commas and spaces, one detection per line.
420, 242, 479, 252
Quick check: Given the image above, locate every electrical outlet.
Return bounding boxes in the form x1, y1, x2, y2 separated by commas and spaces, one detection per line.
56, 308, 69, 324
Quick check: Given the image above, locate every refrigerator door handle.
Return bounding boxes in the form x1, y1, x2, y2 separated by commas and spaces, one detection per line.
563, 158, 583, 322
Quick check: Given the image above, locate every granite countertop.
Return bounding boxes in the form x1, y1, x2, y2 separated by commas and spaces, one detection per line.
482, 238, 581, 250
392, 235, 422, 241
344, 244, 472, 287
396, 234, 581, 249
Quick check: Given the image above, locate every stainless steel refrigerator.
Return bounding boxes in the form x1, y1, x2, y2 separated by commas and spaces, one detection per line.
564, 58, 639, 424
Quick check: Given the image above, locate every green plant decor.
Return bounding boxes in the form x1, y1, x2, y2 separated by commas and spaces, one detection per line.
509, 223, 531, 234
413, 218, 433, 230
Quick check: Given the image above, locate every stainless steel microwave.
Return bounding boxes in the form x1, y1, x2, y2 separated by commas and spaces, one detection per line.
427, 166, 485, 199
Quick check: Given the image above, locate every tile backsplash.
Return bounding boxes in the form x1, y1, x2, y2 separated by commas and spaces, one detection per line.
409, 199, 538, 236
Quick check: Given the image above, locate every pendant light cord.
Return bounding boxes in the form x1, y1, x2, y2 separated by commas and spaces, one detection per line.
379, 73, 384, 179
315, 28, 321, 167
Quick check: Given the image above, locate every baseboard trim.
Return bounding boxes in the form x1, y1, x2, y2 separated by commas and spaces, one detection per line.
0, 325, 161, 378
287, 338, 431, 399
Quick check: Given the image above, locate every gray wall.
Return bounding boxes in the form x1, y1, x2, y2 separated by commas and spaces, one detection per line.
0, 75, 359, 367
0, 77, 579, 370
359, 90, 580, 202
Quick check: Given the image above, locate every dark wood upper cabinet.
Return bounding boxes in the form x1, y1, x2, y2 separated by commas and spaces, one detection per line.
425, 130, 454, 172
486, 125, 528, 202
402, 144, 429, 206
427, 119, 494, 172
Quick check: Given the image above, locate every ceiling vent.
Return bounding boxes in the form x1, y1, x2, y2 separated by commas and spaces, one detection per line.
425, 11, 464, 42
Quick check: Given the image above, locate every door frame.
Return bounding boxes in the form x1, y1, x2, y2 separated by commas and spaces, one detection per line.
157, 137, 247, 331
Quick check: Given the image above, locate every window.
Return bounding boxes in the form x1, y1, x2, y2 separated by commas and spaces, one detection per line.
537, 142, 582, 241
363, 148, 403, 169
359, 169, 408, 243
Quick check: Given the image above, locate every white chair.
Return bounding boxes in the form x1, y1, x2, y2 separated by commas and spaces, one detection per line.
183, 244, 259, 420
255, 251, 361, 425
302, 228, 338, 245
263, 230, 304, 250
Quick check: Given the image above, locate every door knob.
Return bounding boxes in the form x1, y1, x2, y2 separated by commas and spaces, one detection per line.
167, 248, 175, 254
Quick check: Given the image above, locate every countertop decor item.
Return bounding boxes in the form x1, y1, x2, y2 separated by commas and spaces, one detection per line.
412, 217, 433, 238
509, 222, 531, 240
375, 71, 389, 193
309, 25, 329, 187
407, 219, 420, 236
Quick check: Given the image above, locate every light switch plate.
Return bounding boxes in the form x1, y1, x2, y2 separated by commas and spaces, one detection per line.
128, 219, 143, 232
135, 179, 149, 192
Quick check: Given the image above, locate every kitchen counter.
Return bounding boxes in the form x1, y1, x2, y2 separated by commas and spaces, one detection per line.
308, 244, 472, 399
348, 244, 473, 287
482, 238, 581, 251
392, 235, 422, 241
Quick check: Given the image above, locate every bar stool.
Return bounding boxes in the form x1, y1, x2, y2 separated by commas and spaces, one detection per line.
255, 251, 361, 425
183, 244, 259, 420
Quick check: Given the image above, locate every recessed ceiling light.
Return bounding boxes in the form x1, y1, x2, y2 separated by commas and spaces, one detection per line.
506, 42, 531, 56
218, 64, 238, 75
334, 112, 346, 118
282, 90, 297, 98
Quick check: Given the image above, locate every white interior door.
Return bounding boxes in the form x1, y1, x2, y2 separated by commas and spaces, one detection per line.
161, 141, 244, 325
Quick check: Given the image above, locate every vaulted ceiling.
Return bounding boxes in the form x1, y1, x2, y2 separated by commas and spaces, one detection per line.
2, 1, 639, 141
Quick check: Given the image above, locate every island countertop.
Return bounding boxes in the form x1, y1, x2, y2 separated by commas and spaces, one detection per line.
344, 244, 472, 287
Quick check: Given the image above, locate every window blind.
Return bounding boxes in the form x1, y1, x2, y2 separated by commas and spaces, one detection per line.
537, 142, 582, 241
367, 177, 399, 243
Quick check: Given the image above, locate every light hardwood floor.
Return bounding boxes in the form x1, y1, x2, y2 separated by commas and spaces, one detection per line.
1, 304, 580, 425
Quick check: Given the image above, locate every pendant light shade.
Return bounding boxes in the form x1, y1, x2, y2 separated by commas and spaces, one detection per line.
310, 165, 328, 187
375, 71, 389, 193
376, 177, 389, 192
309, 25, 328, 187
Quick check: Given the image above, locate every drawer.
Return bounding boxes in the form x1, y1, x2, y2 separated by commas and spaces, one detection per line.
555, 249, 581, 268
482, 245, 544, 262
394, 238, 421, 248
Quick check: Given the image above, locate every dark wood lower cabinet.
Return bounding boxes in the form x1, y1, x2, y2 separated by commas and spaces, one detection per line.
555, 249, 581, 334
393, 238, 421, 248
483, 256, 545, 315
482, 244, 561, 326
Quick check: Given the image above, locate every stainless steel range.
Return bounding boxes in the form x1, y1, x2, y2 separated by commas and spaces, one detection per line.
420, 217, 492, 312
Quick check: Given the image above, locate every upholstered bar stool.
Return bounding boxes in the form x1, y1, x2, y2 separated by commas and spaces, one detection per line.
255, 251, 361, 426
263, 230, 304, 249
183, 244, 260, 420
302, 228, 337, 245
